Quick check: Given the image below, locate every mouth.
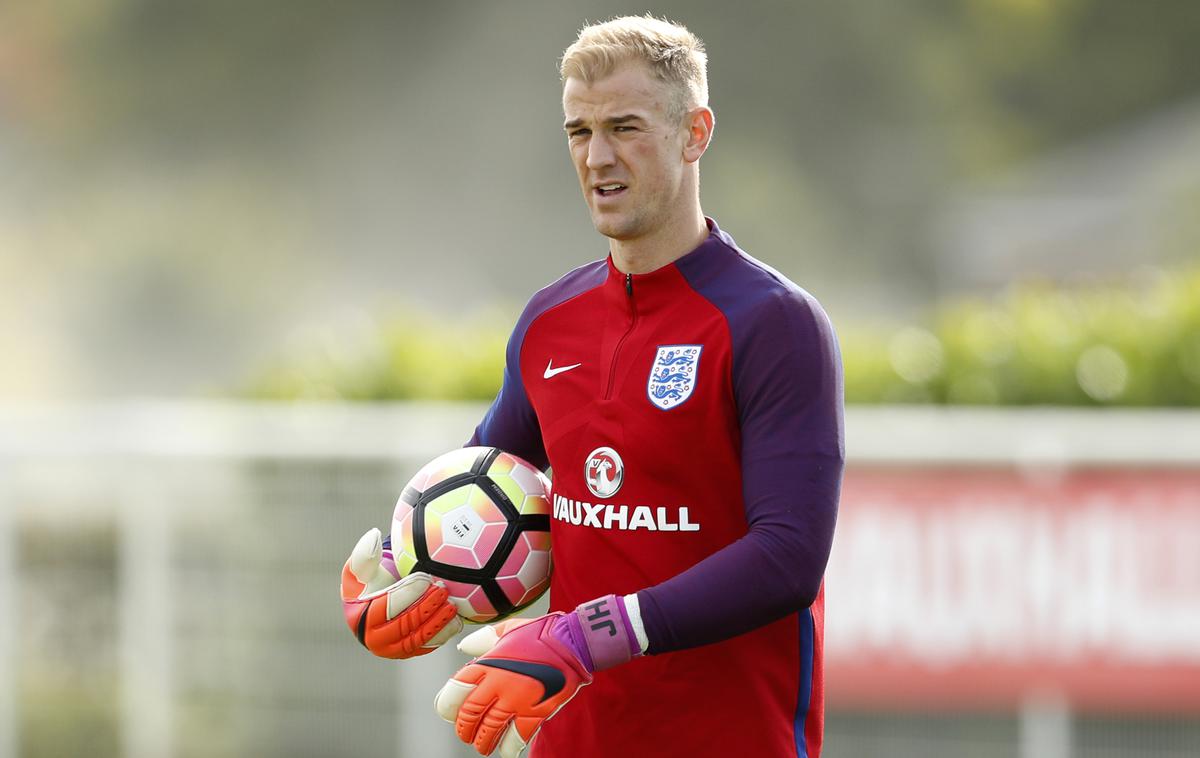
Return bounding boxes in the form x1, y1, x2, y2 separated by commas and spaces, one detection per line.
593, 182, 628, 199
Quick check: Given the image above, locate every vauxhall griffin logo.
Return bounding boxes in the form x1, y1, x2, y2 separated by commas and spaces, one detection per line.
584, 446, 624, 499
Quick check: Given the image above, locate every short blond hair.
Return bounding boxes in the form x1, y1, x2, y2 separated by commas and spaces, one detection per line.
560, 15, 708, 121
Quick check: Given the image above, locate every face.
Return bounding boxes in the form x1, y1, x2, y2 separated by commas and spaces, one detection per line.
562, 63, 692, 241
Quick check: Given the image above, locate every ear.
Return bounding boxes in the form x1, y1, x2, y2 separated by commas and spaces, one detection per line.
682, 106, 714, 164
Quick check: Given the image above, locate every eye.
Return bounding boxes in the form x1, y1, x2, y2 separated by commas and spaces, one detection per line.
614, 125, 636, 133
568, 128, 591, 139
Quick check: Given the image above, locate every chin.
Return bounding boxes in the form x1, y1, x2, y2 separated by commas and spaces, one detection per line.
590, 213, 642, 241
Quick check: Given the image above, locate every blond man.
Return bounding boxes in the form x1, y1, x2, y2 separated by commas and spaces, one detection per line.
342, 16, 843, 758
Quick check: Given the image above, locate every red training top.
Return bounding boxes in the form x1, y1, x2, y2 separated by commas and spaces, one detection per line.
470, 219, 844, 758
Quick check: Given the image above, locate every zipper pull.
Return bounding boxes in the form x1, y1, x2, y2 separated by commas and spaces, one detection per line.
625, 273, 633, 297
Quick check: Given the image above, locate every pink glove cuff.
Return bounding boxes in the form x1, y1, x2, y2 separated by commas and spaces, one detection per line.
555, 594, 641, 672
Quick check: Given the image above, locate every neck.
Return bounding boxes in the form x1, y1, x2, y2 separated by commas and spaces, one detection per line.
609, 203, 708, 275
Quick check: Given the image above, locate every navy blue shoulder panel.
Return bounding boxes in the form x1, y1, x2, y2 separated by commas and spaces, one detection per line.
469, 259, 607, 469
675, 223, 841, 437
675, 221, 844, 460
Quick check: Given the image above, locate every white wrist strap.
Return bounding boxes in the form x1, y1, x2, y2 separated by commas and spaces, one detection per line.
622, 594, 650, 654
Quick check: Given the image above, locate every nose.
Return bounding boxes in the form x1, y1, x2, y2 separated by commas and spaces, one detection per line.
585, 132, 616, 170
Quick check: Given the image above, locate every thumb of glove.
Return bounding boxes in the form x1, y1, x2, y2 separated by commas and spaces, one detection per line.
456, 617, 538, 658
347, 528, 397, 596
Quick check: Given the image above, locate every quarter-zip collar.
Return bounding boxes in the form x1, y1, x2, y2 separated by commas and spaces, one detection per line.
602, 218, 729, 316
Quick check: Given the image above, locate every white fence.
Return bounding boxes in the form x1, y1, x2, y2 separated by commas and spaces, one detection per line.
1, 402, 1197, 758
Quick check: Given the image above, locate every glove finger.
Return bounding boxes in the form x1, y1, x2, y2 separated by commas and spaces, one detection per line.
473, 703, 514, 757
457, 624, 500, 658
455, 690, 499, 748
498, 720, 529, 758
347, 528, 383, 585
423, 613, 464, 649
434, 678, 476, 724
408, 582, 458, 638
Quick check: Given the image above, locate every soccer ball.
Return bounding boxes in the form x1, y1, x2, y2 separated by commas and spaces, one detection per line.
387, 446, 552, 623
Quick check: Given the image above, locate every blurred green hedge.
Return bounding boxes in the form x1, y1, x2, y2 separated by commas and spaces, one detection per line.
244, 309, 509, 402
245, 268, 1200, 406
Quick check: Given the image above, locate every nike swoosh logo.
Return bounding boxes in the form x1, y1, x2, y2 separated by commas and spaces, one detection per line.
476, 658, 566, 704
544, 360, 582, 379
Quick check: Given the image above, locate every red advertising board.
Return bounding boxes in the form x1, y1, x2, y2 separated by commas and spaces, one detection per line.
825, 467, 1200, 712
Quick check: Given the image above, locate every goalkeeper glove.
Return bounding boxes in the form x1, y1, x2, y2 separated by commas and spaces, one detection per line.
340, 527, 462, 659
434, 594, 643, 757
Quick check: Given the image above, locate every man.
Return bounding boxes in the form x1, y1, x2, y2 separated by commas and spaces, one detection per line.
341, 15, 843, 758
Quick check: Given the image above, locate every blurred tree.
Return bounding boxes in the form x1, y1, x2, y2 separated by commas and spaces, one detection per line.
14, 0, 1200, 211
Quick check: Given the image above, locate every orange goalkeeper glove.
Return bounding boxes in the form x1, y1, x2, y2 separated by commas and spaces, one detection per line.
434, 594, 644, 757
340, 527, 462, 659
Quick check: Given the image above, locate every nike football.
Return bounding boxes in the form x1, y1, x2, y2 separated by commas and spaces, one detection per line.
387, 446, 553, 623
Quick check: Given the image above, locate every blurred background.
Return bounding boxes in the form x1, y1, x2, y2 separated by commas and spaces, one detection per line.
1, 1, 1198, 757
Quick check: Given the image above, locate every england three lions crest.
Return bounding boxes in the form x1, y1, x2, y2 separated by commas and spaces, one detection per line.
647, 345, 702, 410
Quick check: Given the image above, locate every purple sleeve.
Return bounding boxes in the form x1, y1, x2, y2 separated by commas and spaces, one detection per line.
637, 284, 844, 654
